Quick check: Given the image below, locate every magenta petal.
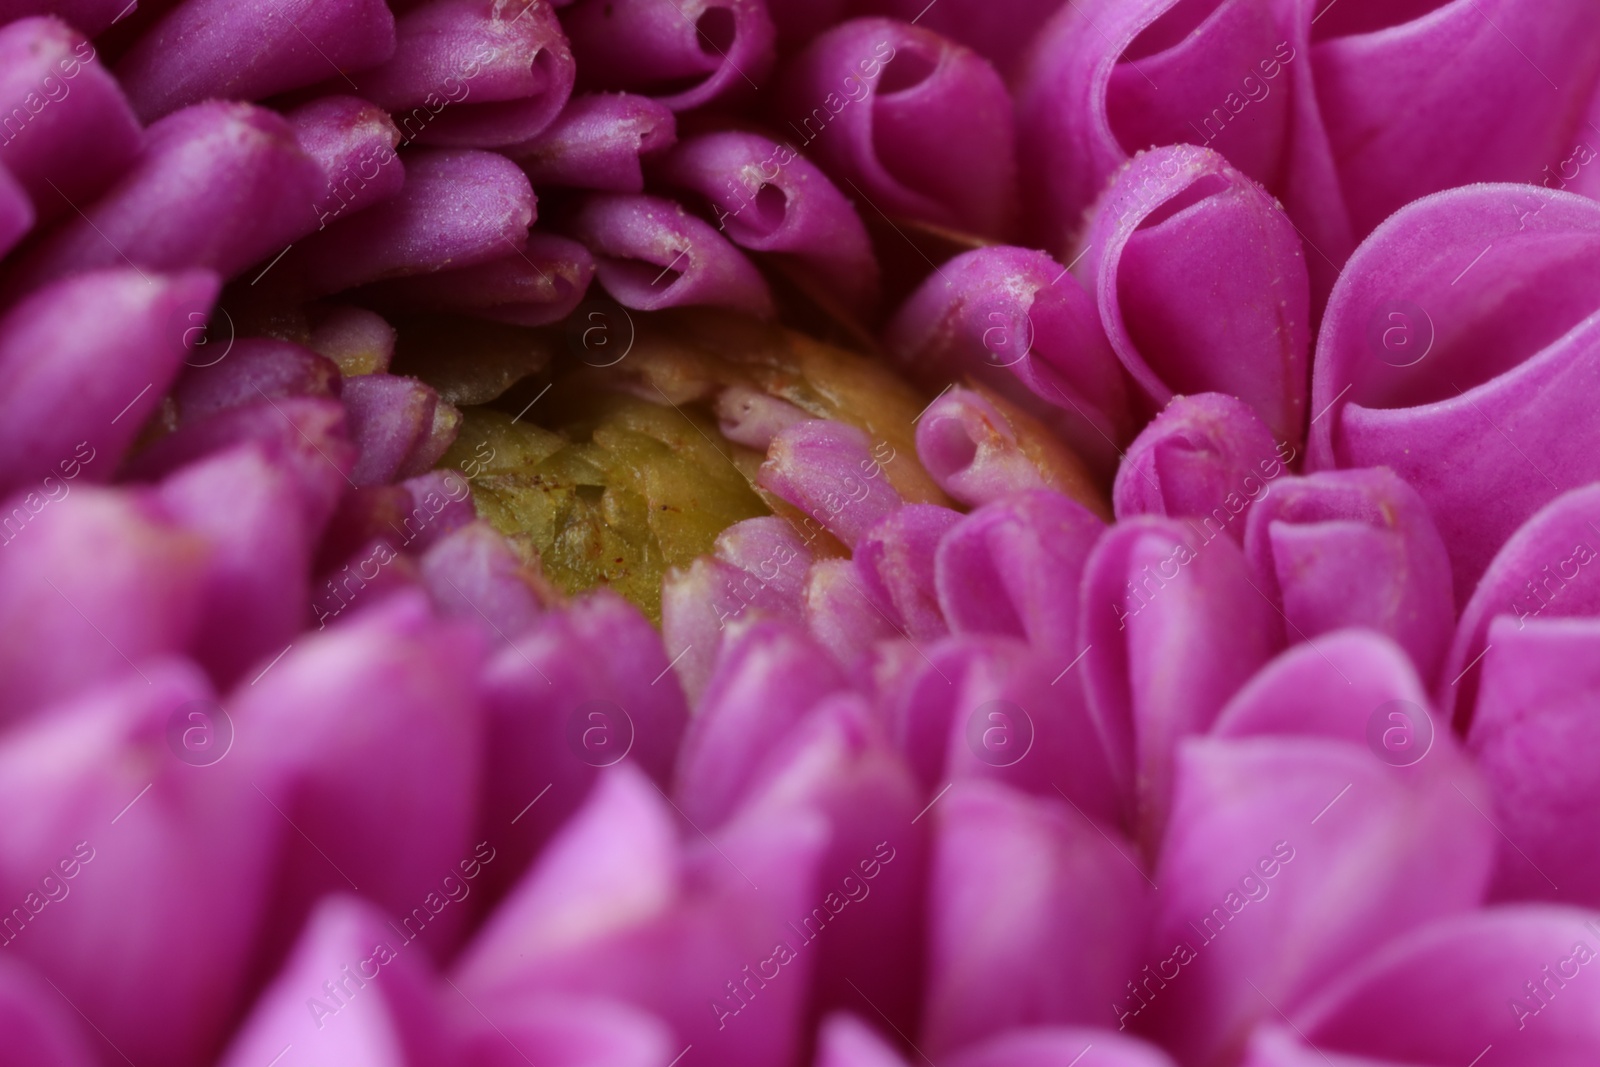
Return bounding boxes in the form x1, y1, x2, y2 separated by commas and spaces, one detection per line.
340, 373, 441, 486
357, 231, 595, 327
816, 1014, 910, 1067
1145, 722, 1494, 1063
0, 0, 139, 34
4, 102, 324, 295
291, 147, 535, 296
562, 0, 776, 112
758, 419, 902, 549
0, 488, 210, 725
0, 163, 30, 257
1114, 393, 1288, 542
570, 192, 774, 316
945, 1028, 1180, 1067
123, 396, 357, 526
936, 488, 1104, 654
116, 0, 396, 121
736, 696, 926, 1031
1244, 467, 1455, 683
288, 95, 406, 231
885, 245, 1129, 471
478, 592, 688, 901
455, 765, 829, 1067
852, 504, 960, 641
656, 130, 879, 316
675, 619, 848, 828
1293, 905, 1600, 1066
802, 558, 898, 678
1309, 185, 1600, 601
716, 385, 810, 450
217, 896, 450, 1067
419, 519, 543, 634
0, 267, 219, 497
0, 18, 142, 225
1449, 488, 1600, 736
456, 996, 675, 1067
779, 18, 1017, 237
1468, 616, 1600, 907
358, 0, 575, 148
0, 957, 98, 1067
232, 595, 484, 960
0, 662, 275, 1065
1078, 144, 1310, 445
924, 780, 1147, 1055
914, 388, 1062, 507
511, 92, 677, 192
1312, 0, 1600, 235
308, 303, 396, 374
173, 337, 340, 426
1079, 517, 1281, 847
157, 443, 322, 686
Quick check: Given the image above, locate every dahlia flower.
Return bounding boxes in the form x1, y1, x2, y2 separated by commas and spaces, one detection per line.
1, 2, 1599, 1067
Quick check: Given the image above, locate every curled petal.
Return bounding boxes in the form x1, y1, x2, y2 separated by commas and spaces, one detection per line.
359, 0, 576, 148
340, 373, 441, 486
217, 896, 450, 1067
419, 519, 545, 633
871, 0, 1071, 74
289, 147, 535, 296
307, 304, 396, 375
916, 386, 1106, 514
1145, 725, 1494, 1063
0, 268, 219, 498
1079, 517, 1280, 847
570, 192, 774, 316
675, 618, 848, 827
511, 92, 677, 191
853, 504, 961, 641
1468, 616, 1600, 907
0, 663, 275, 1065
758, 419, 901, 548
477, 589, 687, 899
1308, 185, 1600, 602
885, 245, 1129, 472
779, 18, 1016, 237
123, 396, 357, 527
1292, 905, 1600, 1065
1114, 392, 1287, 542
1441, 484, 1600, 727
287, 95, 406, 231
232, 595, 484, 960
563, 0, 777, 112
737, 696, 926, 1030
0, 17, 142, 225
1077, 144, 1310, 445
1244, 467, 1454, 682
357, 231, 595, 327
936, 488, 1104, 653
115, 0, 397, 121
172, 337, 340, 426
0, 487, 210, 725
1014, 0, 1352, 293
455, 765, 828, 1067
715, 384, 810, 450
3, 102, 324, 296
926, 780, 1147, 1055
157, 444, 324, 685
656, 130, 879, 316
1313, 0, 1600, 235
802, 557, 898, 677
